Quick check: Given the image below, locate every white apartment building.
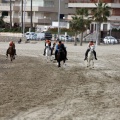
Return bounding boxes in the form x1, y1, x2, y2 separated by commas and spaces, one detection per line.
0, 0, 76, 31
68, 0, 120, 37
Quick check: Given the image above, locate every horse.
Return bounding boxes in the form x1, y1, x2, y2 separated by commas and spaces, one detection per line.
87, 45, 95, 68
6, 47, 15, 61
45, 43, 52, 62
56, 48, 66, 67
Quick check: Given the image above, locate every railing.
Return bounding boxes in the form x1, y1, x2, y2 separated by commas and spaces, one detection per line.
68, 0, 120, 3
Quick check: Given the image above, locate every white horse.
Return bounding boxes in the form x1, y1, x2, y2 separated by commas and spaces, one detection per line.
45, 43, 52, 62
87, 45, 95, 68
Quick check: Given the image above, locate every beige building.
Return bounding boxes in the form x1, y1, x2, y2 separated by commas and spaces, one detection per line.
0, 0, 76, 31
68, 0, 120, 37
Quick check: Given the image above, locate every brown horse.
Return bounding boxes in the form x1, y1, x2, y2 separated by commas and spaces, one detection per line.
6, 47, 15, 61
56, 48, 66, 67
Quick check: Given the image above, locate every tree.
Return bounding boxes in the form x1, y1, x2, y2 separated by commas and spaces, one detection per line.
69, 16, 78, 46
0, 16, 5, 28
76, 8, 91, 46
70, 8, 91, 46
92, 0, 110, 45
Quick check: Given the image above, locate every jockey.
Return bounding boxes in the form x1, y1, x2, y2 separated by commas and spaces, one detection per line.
51, 41, 56, 55
6, 41, 16, 55
9, 41, 15, 48
54, 41, 68, 60
84, 40, 97, 60
43, 39, 51, 55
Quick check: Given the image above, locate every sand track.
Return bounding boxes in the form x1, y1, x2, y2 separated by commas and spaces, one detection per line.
0, 41, 120, 120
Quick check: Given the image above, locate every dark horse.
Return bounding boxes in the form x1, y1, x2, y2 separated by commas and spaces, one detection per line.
6, 47, 15, 61
56, 48, 66, 67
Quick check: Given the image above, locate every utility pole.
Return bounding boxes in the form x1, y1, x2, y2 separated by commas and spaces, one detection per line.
31, 0, 33, 31
10, 0, 12, 29
96, 0, 99, 46
57, 0, 60, 40
21, 0, 23, 33
23, 0, 26, 37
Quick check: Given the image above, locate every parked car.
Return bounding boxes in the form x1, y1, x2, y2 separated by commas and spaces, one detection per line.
25, 32, 36, 40
103, 36, 118, 44
59, 35, 73, 42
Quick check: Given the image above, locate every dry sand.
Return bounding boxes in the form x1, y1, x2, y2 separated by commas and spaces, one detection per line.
0, 41, 120, 120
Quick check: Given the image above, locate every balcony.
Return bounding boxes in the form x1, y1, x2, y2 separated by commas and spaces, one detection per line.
38, 7, 56, 13
68, 0, 120, 3
13, 6, 20, 11
38, 18, 52, 24
13, 18, 19, 23
0, 3, 10, 11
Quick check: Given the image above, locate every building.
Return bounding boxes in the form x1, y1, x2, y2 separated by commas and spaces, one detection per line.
68, 0, 120, 38
0, 0, 76, 32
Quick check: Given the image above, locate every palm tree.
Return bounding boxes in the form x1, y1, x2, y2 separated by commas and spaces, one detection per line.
70, 8, 91, 46
76, 8, 91, 46
92, 0, 110, 45
0, 15, 5, 28
69, 16, 78, 46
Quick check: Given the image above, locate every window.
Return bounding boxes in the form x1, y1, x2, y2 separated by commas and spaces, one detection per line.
2, 11, 8, 16
103, 24, 107, 31
44, 1, 54, 7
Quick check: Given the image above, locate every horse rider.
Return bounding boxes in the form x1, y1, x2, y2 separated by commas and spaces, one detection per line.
43, 39, 51, 55
18, 38, 22, 44
54, 41, 68, 60
6, 41, 16, 55
84, 40, 97, 60
51, 41, 56, 55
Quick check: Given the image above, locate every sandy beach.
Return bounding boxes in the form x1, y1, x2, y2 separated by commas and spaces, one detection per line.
0, 41, 120, 120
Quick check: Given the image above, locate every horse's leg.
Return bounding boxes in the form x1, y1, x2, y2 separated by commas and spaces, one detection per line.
63, 59, 66, 66
92, 60, 94, 68
50, 50, 53, 61
6, 49, 8, 59
10, 55, 13, 61
58, 61, 60, 67
88, 59, 90, 67
50, 55, 52, 61
13, 55, 15, 59
87, 59, 89, 67
6, 54, 8, 59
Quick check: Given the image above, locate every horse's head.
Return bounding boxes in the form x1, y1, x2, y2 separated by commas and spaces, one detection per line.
46, 43, 49, 47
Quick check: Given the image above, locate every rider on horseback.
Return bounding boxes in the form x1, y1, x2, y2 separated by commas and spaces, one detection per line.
6, 41, 16, 55
54, 41, 68, 60
43, 39, 51, 55
51, 41, 56, 55
84, 41, 97, 60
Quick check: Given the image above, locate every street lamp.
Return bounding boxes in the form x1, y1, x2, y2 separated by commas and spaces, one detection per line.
23, 0, 27, 37
44, 16, 46, 32
96, 0, 99, 46
58, 0, 60, 40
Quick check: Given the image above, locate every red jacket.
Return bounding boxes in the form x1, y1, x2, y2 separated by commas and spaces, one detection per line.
9, 41, 15, 48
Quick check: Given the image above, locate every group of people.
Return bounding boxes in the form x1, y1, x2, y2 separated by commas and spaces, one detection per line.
7, 39, 97, 61
43, 39, 97, 61
43, 39, 68, 60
